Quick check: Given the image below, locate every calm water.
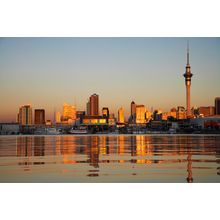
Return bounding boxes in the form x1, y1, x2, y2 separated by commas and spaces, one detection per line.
0, 134, 220, 183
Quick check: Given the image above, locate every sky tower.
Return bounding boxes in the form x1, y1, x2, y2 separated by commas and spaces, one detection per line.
183, 42, 193, 118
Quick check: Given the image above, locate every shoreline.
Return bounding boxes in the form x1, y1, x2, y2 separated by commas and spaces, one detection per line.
1, 133, 220, 137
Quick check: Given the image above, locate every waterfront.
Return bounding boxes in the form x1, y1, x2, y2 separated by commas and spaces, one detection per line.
0, 134, 219, 183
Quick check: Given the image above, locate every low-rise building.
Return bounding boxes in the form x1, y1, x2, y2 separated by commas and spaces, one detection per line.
82, 116, 108, 125
0, 123, 20, 135
198, 106, 215, 117
190, 116, 220, 129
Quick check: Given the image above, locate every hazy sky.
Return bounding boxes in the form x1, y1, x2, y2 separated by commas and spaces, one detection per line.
0, 37, 219, 122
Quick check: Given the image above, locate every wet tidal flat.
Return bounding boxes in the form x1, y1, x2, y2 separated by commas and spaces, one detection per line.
0, 134, 220, 183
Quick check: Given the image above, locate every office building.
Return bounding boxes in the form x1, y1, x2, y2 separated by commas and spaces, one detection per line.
118, 107, 125, 123
86, 100, 90, 116
131, 101, 136, 122
109, 114, 116, 126
198, 106, 215, 117
46, 120, 52, 126
34, 109, 45, 125
153, 109, 162, 121
18, 105, 33, 125
215, 97, 220, 115
89, 94, 99, 116
63, 103, 76, 121
0, 123, 20, 135
76, 111, 85, 124
102, 107, 109, 118
145, 110, 152, 120
56, 112, 61, 123
177, 106, 186, 120
136, 105, 146, 124
82, 116, 107, 125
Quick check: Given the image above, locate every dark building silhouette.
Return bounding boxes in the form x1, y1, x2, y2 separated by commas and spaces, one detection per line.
102, 107, 109, 118
130, 101, 136, 123
89, 94, 99, 116
34, 109, 45, 125
215, 97, 220, 115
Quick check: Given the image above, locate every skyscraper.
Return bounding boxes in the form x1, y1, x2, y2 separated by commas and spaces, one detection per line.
56, 112, 61, 123
34, 109, 45, 125
177, 106, 186, 120
18, 105, 33, 125
118, 107, 125, 123
86, 100, 90, 116
102, 107, 109, 118
136, 105, 146, 124
89, 94, 99, 116
183, 42, 193, 118
63, 103, 76, 121
215, 97, 220, 115
131, 101, 136, 122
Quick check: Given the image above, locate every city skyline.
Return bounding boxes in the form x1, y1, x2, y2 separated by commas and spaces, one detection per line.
0, 37, 220, 122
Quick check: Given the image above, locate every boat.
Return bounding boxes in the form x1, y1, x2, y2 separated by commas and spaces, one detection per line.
168, 128, 176, 134
46, 128, 62, 135
68, 126, 88, 134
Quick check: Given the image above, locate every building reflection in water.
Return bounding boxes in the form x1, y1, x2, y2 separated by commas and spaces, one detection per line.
118, 136, 125, 163
17, 136, 33, 157
88, 136, 99, 169
16, 136, 33, 171
34, 136, 45, 157
12, 135, 220, 181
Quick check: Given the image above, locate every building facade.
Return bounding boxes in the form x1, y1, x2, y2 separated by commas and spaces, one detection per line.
118, 107, 125, 123
34, 109, 45, 125
130, 101, 136, 122
88, 94, 99, 116
136, 105, 146, 124
198, 106, 215, 117
215, 97, 220, 115
0, 123, 20, 135
18, 105, 33, 125
177, 106, 186, 120
102, 107, 109, 118
56, 112, 61, 123
63, 103, 76, 122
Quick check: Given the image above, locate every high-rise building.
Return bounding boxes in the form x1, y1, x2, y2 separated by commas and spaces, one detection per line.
170, 107, 177, 119
183, 42, 193, 118
136, 105, 146, 124
86, 100, 90, 116
198, 106, 215, 117
108, 113, 116, 126
34, 109, 45, 125
102, 107, 109, 118
145, 110, 152, 120
18, 105, 33, 125
56, 112, 61, 123
118, 107, 125, 123
177, 106, 186, 120
153, 109, 162, 121
215, 97, 220, 115
131, 101, 136, 122
63, 103, 76, 121
89, 94, 99, 116
76, 111, 85, 124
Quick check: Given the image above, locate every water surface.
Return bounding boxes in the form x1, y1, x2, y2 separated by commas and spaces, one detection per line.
0, 134, 219, 183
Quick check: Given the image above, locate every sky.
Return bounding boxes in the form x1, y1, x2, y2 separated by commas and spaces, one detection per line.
0, 37, 220, 122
